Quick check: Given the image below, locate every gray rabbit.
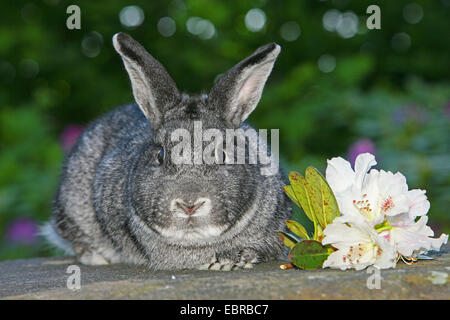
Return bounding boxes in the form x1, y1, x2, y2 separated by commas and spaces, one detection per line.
42, 33, 291, 270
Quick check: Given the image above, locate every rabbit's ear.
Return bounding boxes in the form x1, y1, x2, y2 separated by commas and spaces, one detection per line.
208, 43, 280, 127
113, 32, 180, 128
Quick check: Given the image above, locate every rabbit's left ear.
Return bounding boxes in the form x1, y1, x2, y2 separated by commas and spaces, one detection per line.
208, 43, 281, 127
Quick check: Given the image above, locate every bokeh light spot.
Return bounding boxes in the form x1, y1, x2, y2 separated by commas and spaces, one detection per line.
186, 17, 216, 39
336, 12, 359, 39
245, 8, 266, 32
81, 31, 104, 58
391, 32, 411, 53
280, 21, 301, 41
323, 9, 341, 32
403, 3, 424, 24
318, 54, 336, 73
119, 5, 145, 28
158, 17, 176, 37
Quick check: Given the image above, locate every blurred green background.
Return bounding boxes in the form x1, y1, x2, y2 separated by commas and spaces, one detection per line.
0, 0, 449, 261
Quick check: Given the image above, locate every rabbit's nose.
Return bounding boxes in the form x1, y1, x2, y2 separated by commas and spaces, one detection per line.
176, 200, 205, 215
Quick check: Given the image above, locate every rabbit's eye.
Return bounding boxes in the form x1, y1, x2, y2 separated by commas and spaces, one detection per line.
157, 147, 164, 165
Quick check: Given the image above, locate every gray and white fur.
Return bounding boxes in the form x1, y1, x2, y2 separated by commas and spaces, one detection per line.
43, 33, 291, 270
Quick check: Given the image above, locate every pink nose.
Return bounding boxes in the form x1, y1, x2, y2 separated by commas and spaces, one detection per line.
177, 201, 205, 215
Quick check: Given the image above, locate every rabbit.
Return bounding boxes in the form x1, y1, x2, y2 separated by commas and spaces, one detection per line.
42, 32, 292, 271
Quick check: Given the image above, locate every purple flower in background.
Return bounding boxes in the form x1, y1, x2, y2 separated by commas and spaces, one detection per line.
5, 217, 39, 245
60, 124, 84, 153
347, 138, 376, 167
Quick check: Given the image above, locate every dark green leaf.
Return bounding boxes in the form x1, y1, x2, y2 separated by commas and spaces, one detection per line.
288, 240, 330, 270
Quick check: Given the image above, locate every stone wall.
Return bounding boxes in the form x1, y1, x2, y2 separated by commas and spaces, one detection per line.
0, 247, 448, 299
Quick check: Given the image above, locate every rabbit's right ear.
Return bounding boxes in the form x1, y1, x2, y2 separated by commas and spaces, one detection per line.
113, 33, 180, 128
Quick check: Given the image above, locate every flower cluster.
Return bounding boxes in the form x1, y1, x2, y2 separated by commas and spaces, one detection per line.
322, 153, 448, 270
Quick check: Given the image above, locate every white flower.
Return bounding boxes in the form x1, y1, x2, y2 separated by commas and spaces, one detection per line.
387, 213, 448, 257
322, 216, 397, 270
325, 152, 448, 261
326, 153, 410, 226
406, 189, 430, 218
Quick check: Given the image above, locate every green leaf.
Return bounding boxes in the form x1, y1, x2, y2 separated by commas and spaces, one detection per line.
277, 231, 298, 249
288, 240, 330, 270
285, 220, 309, 240
287, 172, 316, 223
304, 167, 339, 229
283, 185, 300, 209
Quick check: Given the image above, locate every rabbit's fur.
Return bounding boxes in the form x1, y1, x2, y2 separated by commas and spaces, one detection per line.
43, 33, 291, 270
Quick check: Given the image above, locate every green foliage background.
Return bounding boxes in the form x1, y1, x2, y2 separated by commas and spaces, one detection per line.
0, 0, 449, 260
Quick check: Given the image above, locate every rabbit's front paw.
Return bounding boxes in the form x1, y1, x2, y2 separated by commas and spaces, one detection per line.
234, 248, 259, 269
197, 249, 258, 271
197, 256, 235, 271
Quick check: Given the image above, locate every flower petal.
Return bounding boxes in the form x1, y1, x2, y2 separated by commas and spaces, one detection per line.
407, 189, 430, 217
322, 218, 367, 247
325, 157, 355, 193
376, 170, 410, 217
372, 237, 397, 269
388, 212, 414, 228
323, 250, 353, 270
322, 217, 397, 270
353, 153, 377, 190
390, 216, 449, 257
334, 191, 365, 222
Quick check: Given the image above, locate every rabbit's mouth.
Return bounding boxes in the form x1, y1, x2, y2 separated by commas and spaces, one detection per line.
148, 197, 229, 242
169, 197, 212, 219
